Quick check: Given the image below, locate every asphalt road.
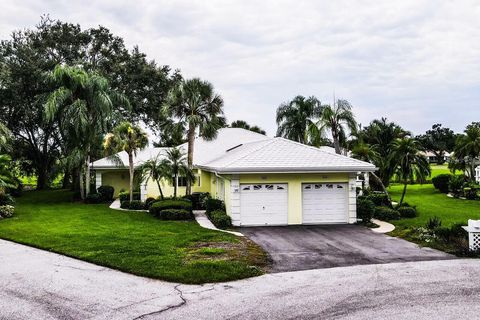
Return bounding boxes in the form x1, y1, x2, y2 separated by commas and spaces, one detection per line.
239, 225, 452, 272
1, 239, 479, 320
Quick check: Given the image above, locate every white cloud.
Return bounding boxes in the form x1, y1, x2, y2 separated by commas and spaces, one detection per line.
1, 0, 480, 135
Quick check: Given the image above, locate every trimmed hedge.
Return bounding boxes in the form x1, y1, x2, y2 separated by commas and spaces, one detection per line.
357, 197, 375, 223
120, 200, 146, 210
155, 209, 194, 220
374, 206, 400, 221
366, 193, 391, 207
0, 205, 14, 218
118, 191, 141, 202
208, 210, 232, 229
397, 206, 417, 218
97, 185, 114, 202
149, 199, 192, 216
184, 192, 210, 210
145, 197, 157, 209
432, 174, 452, 193
85, 193, 102, 204
205, 198, 225, 213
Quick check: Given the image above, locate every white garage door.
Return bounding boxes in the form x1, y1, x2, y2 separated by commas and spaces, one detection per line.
302, 183, 348, 224
240, 184, 288, 226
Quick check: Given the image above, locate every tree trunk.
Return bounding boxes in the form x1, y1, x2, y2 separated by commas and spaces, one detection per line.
85, 154, 91, 197
36, 167, 48, 190
79, 167, 85, 200
399, 182, 408, 206
332, 130, 341, 155
156, 180, 164, 200
62, 170, 71, 189
129, 152, 134, 202
173, 174, 178, 198
186, 124, 196, 195
370, 172, 392, 205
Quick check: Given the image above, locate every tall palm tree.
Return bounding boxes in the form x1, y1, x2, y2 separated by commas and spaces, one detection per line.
454, 124, 480, 180
45, 65, 129, 199
163, 78, 225, 195
391, 138, 430, 206
137, 153, 169, 200
276, 95, 322, 145
317, 99, 357, 154
104, 122, 148, 202
161, 147, 195, 198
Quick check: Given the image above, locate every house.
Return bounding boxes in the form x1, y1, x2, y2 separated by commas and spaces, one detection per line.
419, 151, 452, 164
92, 128, 376, 226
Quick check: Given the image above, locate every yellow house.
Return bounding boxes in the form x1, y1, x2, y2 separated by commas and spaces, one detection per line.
92, 128, 375, 227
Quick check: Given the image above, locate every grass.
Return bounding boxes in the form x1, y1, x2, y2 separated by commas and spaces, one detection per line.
0, 190, 268, 284
429, 164, 451, 179
389, 184, 480, 229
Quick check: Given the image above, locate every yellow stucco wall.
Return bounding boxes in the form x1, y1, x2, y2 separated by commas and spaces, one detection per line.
101, 170, 130, 197
145, 169, 213, 198
239, 173, 350, 224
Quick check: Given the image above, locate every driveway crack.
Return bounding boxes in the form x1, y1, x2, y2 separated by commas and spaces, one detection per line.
132, 284, 186, 320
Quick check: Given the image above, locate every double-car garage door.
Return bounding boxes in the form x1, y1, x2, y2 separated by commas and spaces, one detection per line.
239, 183, 348, 226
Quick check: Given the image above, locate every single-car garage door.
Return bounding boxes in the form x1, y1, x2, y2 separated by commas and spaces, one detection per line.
240, 184, 288, 226
302, 183, 348, 224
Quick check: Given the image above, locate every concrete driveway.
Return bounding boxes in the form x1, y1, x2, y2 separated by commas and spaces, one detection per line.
1, 239, 479, 320
239, 225, 453, 272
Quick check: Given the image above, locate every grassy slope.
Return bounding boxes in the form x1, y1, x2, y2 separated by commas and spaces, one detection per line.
389, 184, 480, 229
0, 190, 268, 284
429, 164, 451, 179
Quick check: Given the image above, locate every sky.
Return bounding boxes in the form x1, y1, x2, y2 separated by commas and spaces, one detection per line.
1, 0, 480, 136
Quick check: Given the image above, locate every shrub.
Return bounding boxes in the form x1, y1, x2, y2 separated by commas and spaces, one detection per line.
205, 198, 225, 213
356, 197, 375, 223
0, 193, 14, 206
448, 175, 465, 197
374, 206, 400, 221
432, 174, 452, 193
156, 209, 194, 220
185, 192, 210, 210
366, 193, 391, 207
120, 200, 146, 210
8, 180, 23, 197
209, 210, 232, 229
426, 216, 442, 230
118, 191, 141, 202
145, 197, 157, 209
0, 205, 14, 218
85, 193, 102, 204
149, 199, 192, 216
397, 206, 417, 218
97, 185, 114, 202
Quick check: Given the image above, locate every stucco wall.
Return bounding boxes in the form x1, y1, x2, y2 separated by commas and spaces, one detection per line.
99, 170, 131, 197
237, 172, 353, 225
145, 169, 212, 198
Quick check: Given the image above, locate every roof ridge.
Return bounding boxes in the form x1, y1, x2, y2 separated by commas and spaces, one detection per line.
205, 138, 277, 168
275, 137, 373, 166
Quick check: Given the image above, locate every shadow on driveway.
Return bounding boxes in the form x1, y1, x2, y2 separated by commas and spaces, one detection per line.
238, 225, 454, 273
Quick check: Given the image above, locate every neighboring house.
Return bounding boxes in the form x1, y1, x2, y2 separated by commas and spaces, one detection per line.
420, 151, 451, 163
92, 128, 376, 226
476, 166, 480, 183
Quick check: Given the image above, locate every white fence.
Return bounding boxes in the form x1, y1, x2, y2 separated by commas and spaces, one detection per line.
463, 220, 480, 251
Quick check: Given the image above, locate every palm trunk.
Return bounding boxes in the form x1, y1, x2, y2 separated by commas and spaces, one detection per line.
156, 180, 164, 200
370, 172, 392, 205
399, 182, 408, 206
332, 130, 341, 155
173, 174, 178, 198
79, 167, 85, 200
129, 152, 134, 202
186, 124, 195, 195
85, 154, 91, 196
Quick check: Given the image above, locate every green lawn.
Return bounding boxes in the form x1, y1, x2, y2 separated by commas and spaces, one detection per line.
429, 164, 451, 179
389, 184, 480, 229
0, 190, 268, 284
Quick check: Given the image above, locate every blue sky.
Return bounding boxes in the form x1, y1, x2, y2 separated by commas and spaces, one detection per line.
2, 0, 480, 136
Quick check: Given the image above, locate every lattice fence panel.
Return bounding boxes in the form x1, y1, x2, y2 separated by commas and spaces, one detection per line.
471, 233, 480, 251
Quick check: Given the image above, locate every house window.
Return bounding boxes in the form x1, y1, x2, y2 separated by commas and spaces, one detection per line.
242, 186, 251, 191
265, 185, 274, 190
177, 177, 188, 187
315, 184, 322, 189
276, 186, 285, 190
253, 185, 262, 190
304, 185, 312, 190
337, 185, 344, 189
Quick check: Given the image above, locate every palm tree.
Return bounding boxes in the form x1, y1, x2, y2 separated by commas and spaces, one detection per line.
45, 65, 129, 199
276, 95, 322, 145
391, 138, 430, 206
137, 153, 169, 200
454, 124, 480, 180
230, 120, 266, 135
317, 99, 357, 154
162, 147, 195, 198
104, 122, 148, 202
163, 78, 225, 195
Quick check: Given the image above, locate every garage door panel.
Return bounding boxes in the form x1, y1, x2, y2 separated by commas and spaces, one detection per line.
240, 184, 288, 226
302, 183, 348, 224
